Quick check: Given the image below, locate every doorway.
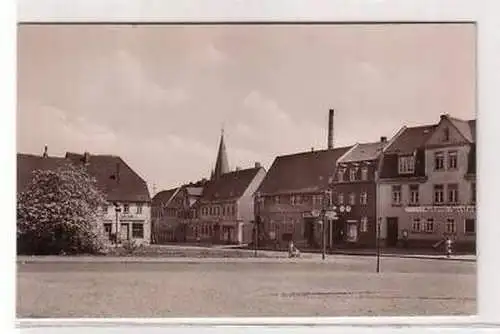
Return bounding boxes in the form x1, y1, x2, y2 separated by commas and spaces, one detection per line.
386, 217, 399, 247
120, 223, 129, 242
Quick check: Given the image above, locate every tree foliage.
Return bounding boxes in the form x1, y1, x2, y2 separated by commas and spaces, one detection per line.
17, 163, 108, 255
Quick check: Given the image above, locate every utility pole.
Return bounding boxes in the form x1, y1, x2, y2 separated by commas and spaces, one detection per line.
376, 217, 381, 273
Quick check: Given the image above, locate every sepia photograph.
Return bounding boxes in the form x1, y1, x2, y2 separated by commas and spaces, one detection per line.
16, 22, 476, 318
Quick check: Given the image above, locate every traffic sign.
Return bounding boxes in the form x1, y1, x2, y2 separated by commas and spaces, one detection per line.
325, 211, 337, 220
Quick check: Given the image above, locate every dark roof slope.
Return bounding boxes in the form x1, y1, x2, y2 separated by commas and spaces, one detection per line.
467, 144, 476, 175
17, 154, 71, 193
448, 116, 474, 143
199, 167, 261, 202
258, 146, 353, 195
65, 152, 150, 202
385, 125, 437, 154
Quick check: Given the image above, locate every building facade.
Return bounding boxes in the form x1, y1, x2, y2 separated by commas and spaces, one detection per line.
330, 139, 389, 248
378, 114, 476, 250
17, 149, 152, 245
256, 146, 353, 249
186, 165, 266, 245
151, 183, 204, 243
65, 152, 152, 245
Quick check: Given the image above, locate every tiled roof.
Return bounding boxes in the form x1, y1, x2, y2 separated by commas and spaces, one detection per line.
65, 152, 150, 202
257, 146, 353, 195
338, 142, 386, 163
199, 167, 262, 202
17, 154, 71, 193
385, 125, 437, 154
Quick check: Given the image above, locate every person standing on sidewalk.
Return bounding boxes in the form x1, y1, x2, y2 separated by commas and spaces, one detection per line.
445, 237, 453, 258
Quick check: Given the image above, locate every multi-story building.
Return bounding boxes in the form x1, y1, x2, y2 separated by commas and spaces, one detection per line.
17, 148, 152, 245
256, 146, 353, 249
151, 182, 204, 243
65, 152, 152, 245
330, 138, 390, 248
378, 114, 476, 250
187, 164, 266, 244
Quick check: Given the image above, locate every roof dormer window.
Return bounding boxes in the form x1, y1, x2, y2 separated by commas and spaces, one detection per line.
398, 155, 415, 175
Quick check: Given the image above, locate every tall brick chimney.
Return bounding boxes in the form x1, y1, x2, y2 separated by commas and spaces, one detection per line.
42, 145, 48, 158
328, 109, 334, 150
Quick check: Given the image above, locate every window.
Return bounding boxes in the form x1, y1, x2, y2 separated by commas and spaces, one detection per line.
471, 182, 476, 203
360, 217, 368, 232
448, 151, 458, 169
443, 127, 450, 142
446, 219, 456, 234
123, 204, 130, 213
103, 223, 112, 240
409, 184, 420, 205
232, 205, 236, 216
349, 193, 356, 205
290, 195, 296, 206
337, 193, 344, 205
349, 168, 357, 181
392, 185, 402, 205
274, 196, 280, 204
434, 152, 445, 171
434, 184, 445, 204
411, 219, 421, 232
337, 169, 345, 182
361, 167, 368, 181
346, 223, 358, 242
136, 204, 143, 214
465, 219, 476, 234
360, 192, 368, 205
398, 155, 415, 174
132, 223, 144, 238
448, 184, 459, 204
425, 219, 434, 233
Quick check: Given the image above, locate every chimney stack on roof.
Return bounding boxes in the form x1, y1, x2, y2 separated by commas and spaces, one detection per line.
380, 136, 388, 143
328, 109, 335, 150
42, 145, 48, 158
255, 162, 261, 168
441, 113, 450, 120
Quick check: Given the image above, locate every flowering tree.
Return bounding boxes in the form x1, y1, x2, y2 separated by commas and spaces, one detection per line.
17, 163, 108, 255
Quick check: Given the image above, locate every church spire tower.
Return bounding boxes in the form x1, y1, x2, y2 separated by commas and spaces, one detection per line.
212, 127, 230, 180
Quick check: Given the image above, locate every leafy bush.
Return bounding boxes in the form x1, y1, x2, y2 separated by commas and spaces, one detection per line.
17, 163, 108, 255
121, 239, 142, 255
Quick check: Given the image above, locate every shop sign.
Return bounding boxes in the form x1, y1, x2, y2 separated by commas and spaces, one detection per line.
404, 206, 475, 214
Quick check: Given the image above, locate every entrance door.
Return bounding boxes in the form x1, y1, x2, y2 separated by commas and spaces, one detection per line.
386, 217, 399, 247
120, 223, 129, 242
304, 218, 316, 247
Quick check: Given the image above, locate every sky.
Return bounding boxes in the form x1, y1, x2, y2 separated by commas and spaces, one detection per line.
17, 23, 476, 194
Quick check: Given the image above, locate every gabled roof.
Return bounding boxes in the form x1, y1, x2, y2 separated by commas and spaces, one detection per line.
199, 167, 262, 202
257, 146, 353, 195
17, 154, 71, 193
385, 125, 437, 154
448, 116, 475, 143
152, 187, 179, 205
65, 152, 150, 202
338, 141, 386, 163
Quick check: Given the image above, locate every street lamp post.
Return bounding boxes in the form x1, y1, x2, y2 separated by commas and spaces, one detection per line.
254, 192, 262, 257
114, 202, 121, 248
376, 217, 381, 273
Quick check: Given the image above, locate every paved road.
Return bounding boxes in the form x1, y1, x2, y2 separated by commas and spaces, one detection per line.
17, 255, 476, 318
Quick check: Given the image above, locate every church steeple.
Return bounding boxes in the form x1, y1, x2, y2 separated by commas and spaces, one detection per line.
212, 127, 229, 180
